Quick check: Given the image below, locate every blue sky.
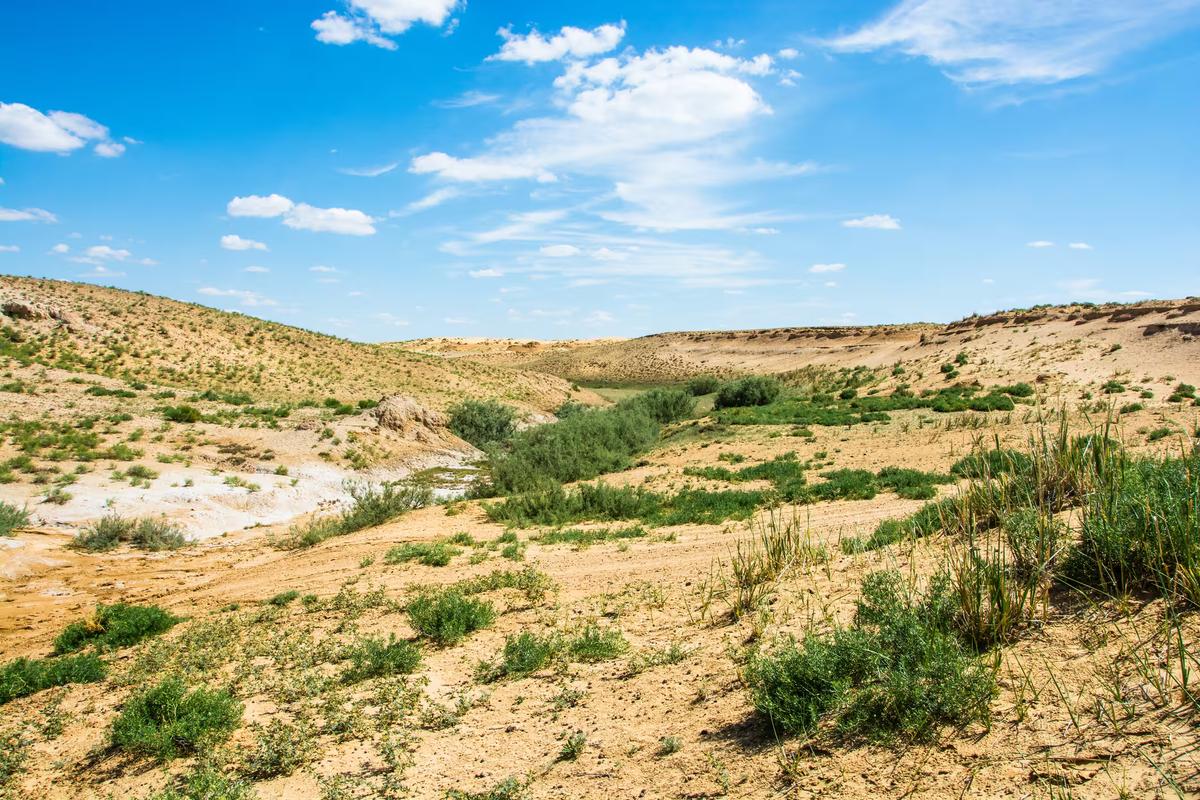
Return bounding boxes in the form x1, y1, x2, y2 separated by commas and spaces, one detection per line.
2, 1, 1198, 341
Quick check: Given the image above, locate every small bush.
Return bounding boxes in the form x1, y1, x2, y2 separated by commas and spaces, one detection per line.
144, 766, 255, 800
241, 719, 313, 779
71, 515, 188, 552
0, 501, 29, 536
385, 541, 460, 567
407, 590, 495, 646
0, 653, 106, 705
481, 632, 562, 681
567, 624, 628, 662
617, 388, 694, 423
746, 571, 994, 742
713, 376, 782, 409
54, 603, 180, 654
162, 405, 203, 424
685, 375, 722, 396
111, 677, 242, 761
280, 481, 432, 549
448, 400, 518, 448
269, 590, 299, 606
342, 635, 421, 683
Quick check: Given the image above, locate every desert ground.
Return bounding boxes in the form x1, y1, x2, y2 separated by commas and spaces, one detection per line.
2, 277, 1199, 800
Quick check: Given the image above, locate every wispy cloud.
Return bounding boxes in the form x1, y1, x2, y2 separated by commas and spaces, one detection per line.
433, 91, 501, 109
0, 207, 57, 223
826, 0, 1200, 86
338, 161, 400, 177
220, 234, 268, 251
842, 213, 900, 230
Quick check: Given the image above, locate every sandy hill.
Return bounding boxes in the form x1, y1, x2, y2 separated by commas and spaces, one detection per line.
0, 276, 580, 412
403, 299, 1200, 391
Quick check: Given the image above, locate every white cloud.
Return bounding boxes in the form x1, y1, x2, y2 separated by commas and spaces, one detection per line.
591, 247, 627, 261
826, 0, 1200, 86
777, 48, 800, 59
584, 310, 615, 324
312, 0, 459, 50
220, 234, 268, 251
411, 152, 556, 183
197, 286, 278, 307
410, 35, 799, 232
94, 141, 126, 158
339, 161, 399, 177
0, 245, 18, 253
85, 245, 130, 260
809, 262, 846, 273
842, 213, 901, 230
309, 265, 338, 273
282, 203, 372, 235
539, 244, 581, 258
226, 194, 376, 235
244, 265, 270, 273
469, 268, 503, 278
50, 243, 69, 254
1026, 240, 1055, 248
0, 103, 127, 156
433, 91, 501, 109
443, 316, 473, 324
396, 187, 460, 214
227, 194, 295, 217
491, 21, 626, 64
0, 207, 56, 223
1068, 241, 1093, 250
77, 264, 125, 279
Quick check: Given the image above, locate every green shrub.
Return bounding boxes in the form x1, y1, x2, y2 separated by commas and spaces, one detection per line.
385, 541, 460, 567
0, 501, 29, 536
484, 406, 660, 495
0, 653, 107, 705
111, 677, 241, 761
746, 571, 994, 742
484, 482, 762, 528
268, 590, 299, 606
480, 632, 562, 681
567, 624, 628, 662
54, 603, 180, 654
685, 376, 722, 396
407, 590, 496, 646
713, 376, 782, 409
617, 388, 694, 423
280, 481, 432, 549
1065, 452, 1200, 605
71, 515, 188, 552
448, 400, 518, 448
143, 766, 257, 800
342, 635, 422, 683
162, 405, 203, 423
241, 719, 313, 779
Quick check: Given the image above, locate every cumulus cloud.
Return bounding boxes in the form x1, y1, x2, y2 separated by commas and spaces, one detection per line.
1068, 241, 1093, 250
220, 234, 268, 251
410, 37, 801, 232
0, 102, 128, 156
50, 243, 69, 254
842, 213, 901, 230
312, 0, 460, 50
491, 21, 626, 64
85, 245, 131, 260
469, 268, 503, 278
227, 194, 295, 217
226, 194, 376, 235
1026, 240, 1055, 248
0, 207, 57, 223
809, 262, 846, 273
826, 0, 1200, 86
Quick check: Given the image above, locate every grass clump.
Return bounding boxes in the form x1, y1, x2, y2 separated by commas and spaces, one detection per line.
145, 765, 256, 800
241, 719, 313, 779
485, 482, 762, 528
111, 677, 241, 761
53, 603, 180, 654
162, 405, 203, 424
0, 653, 107, 705
714, 376, 782, 409
0, 501, 29, 536
448, 399, 517, 448
407, 590, 496, 646
533, 526, 648, 548
342, 635, 422, 683
746, 571, 995, 742
268, 590, 299, 606
385, 541, 460, 567
280, 480, 432, 549
567, 624, 628, 662
71, 514, 188, 552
